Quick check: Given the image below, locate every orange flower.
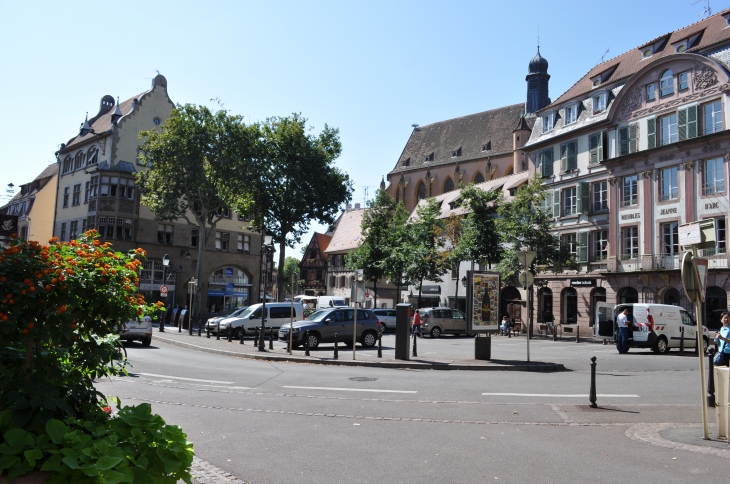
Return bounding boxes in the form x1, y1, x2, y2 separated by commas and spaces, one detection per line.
29, 287, 35, 292
21, 289, 26, 295
51, 278, 57, 284
45, 285, 51, 291
11, 233, 17, 238
49, 237, 58, 243
22, 329, 28, 334
28, 323, 34, 329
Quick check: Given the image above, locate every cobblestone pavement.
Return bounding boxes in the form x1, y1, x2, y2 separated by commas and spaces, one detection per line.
188, 456, 248, 484
627, 423, 730, 458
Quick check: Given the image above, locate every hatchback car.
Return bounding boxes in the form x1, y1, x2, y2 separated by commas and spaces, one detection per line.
205, 306, 248, 335
119, 315, 153, 346
372, 308, 396, 332
278, 307, 380, 349
418, 307, 468, 338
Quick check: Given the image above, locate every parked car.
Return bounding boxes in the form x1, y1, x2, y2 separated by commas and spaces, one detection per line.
215, 302, 304, 338
417, 307, 468, 338
278, 307, 380, 349
316, 296, 347, 310
205, 307, 248, 334
372, 308, 396, 332
119, 315, 153, 346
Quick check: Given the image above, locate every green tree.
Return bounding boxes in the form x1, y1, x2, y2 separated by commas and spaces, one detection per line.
459, 182, 503, 267
435, 213, 468, 309
138, 104, 259, 320
282, 256, 301, 297
232, 113, 353, 302
379, 201, 410, 305
403, 198, 448, 308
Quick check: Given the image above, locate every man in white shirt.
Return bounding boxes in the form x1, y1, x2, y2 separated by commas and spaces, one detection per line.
616, 308, 631, 354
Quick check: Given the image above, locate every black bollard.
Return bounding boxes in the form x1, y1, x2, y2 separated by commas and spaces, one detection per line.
198, 319, 202, 337
240, 326, 245, 345
189, 317, 193, 336
254, 326, 259, 347
334, 333, 339, 360
216, 321, 220, 341
377, 330, 382, 358
305, 330, 310, 356
707, 347, 716, 408
412, 331, 418, 357
508, 326, 511, 338
206, 323, 210, 338
553, 324, 557, 341
269, 326, 274, 350
695, 333, 700, 356
589, 356, 597, 408
228, 326, 233, 342
576, 326, 580, 343
680, 326, 684, 355
258, 322, 266, 352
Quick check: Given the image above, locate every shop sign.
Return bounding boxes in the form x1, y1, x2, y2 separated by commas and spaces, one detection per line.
570, 279, 597, 287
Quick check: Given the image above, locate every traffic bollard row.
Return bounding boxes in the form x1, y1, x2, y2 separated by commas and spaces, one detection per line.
334, 333, 339, 360
253, 326, 259, 347
589, 356, 597, 408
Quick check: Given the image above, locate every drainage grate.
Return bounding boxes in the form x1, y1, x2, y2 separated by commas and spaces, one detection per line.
349, 377, 377, 382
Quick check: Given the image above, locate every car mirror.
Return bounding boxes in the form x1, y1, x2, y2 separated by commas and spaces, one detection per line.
323, 318, 331, 323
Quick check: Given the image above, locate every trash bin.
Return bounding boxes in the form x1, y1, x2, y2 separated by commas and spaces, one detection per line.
475, 334, 491, 360
395, 303, 411, 361
715, 366, 729, 441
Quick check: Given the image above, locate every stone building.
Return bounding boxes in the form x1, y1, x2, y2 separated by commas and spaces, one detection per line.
52, 75, 263, 317
1, 164, 58, 244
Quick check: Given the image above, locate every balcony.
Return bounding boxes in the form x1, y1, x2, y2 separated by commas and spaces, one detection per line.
208, 276, 250, 286
606, 252, 729, 272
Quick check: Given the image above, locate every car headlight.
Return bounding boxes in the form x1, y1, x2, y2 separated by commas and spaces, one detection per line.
220, 322, 230, 328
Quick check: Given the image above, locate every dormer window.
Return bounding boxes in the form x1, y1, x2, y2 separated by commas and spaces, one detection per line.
425, 152, 434, 162
660, 69, 674, 96
592, 92, 607, 114
481, 141, 491, 151
642, 47, 653, 59
591, 78, 601, 88
542, 113, 554, 133
724, 13, 730, 27
402, 157, 410, 166
452, 147, 462, 157
675, 42, 687, 53
564, 104, 578, 125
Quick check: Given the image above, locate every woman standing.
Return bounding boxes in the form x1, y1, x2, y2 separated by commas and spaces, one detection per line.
714, 311, 730, 367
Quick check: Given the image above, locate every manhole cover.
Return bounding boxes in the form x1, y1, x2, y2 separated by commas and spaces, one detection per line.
349, 377, 377, 382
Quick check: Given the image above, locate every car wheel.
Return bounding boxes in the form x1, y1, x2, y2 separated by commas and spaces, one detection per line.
232, 328, 242, 340
142, 336, 151, 347
654, 336, 669, 354
307, 332, 320, 349
430, 327, 441, 338
379, 324, 386, 333
362, 331, 377, 348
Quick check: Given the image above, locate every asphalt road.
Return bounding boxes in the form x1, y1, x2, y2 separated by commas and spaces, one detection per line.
95, 336, 728, 484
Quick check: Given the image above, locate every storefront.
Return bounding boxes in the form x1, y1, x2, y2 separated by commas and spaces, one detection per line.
207, 267, 251, 315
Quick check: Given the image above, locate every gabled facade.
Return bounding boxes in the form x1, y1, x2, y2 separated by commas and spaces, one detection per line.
1, 164, 58, 244
299, 232, 332, 296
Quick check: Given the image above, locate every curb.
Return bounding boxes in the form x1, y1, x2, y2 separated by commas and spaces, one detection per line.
152, 334, 565, 372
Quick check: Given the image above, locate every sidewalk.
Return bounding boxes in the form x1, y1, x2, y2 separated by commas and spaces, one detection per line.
151, 324, 565, 372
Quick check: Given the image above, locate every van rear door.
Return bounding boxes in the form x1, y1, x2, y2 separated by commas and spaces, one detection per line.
595, 302, 614, 338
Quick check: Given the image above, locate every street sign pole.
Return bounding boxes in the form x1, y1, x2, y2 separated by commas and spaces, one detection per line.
517, 250, 536, 363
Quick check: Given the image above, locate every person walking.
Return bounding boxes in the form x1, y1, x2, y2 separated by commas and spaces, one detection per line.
412, 309, 422, 337
714, 311, 730, 366
616, 308, 631, 354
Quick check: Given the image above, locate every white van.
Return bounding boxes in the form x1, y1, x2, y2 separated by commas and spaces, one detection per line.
316, 296, 347, 310
595, 302, 709, 354
218, 302, 304, 338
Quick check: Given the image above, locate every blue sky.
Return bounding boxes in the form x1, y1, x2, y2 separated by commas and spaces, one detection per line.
0, 0, 721, 255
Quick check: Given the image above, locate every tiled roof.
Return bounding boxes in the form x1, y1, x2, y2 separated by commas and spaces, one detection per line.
388, 104, 532, 175
314, 233, 332, 261
547, 8, 730, 109
33, 163, 58, 181
323, 208, 365, 254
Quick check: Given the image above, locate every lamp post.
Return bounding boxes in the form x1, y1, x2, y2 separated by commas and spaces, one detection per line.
260, 235, 274, 352
160, 254, 170, 332
188, 278, 197, 335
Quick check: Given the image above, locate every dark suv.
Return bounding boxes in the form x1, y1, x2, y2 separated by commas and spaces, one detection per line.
278, 307, 380, 349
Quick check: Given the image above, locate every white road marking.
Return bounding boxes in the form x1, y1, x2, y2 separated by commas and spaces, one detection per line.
481, 392, 640, 398
138, 372, 234, 384
283, 386, 417, 394
200, 385, 256, 390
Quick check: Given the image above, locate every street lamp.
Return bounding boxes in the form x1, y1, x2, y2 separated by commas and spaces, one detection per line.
188, 278, 197, 335
260, 235, 274, 352
159, 254, 170, 332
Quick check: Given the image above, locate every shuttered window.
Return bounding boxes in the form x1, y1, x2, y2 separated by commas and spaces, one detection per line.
577, 232, 589, 263
560, 141, 577, 172
677, 105, 698, 141
618, 124, 638, 156
647, 118, 656, 149
589, 132, 603, 164
539, 148, 554, 177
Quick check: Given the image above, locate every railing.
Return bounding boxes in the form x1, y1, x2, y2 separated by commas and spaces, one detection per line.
606, 253, 730, 272
703, 182, 725, 195
208, 276, 250, 286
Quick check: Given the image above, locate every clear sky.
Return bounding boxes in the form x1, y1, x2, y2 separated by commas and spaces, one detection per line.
0, 0, 721, 256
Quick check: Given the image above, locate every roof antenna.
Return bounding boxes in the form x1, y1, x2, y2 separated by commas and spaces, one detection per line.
601, 48, 610, 63
693, 0, 712, 17
537, 26, 540, 51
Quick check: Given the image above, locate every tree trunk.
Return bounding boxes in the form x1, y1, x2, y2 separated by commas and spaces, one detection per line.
453, 264, 460, 309
373, 280, 378, 308
277, 240, 287, 302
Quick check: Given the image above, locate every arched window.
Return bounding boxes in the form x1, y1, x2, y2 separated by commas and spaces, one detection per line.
538, 287, 553, 323
87, 146, 98, 165
474, 172, 485, 184
641, 287, 655, 303
62, 156, 72, 173
663, 287, 680, 306
618, 287, 638, 304
416, 181, 426, 201
660, 69, 674, 96
443, 177, 454, 193
74, 151, 85, 171
562, 287, 578, 324
706, 286, 727, 313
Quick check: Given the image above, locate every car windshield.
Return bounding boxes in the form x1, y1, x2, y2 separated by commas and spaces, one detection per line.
306, 310, 331, 322
238, 306, 258, 319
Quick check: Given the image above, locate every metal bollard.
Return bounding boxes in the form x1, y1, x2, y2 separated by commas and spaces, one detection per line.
378, 330, 382, 358
198, 319, 202, 337
508, 326, 511, 338
576, 326, 580, 343
707, 347, 716, 408
228, 326, 233, 342
216, 321, 220, 341
269, 327, 274, 350
305, 330, 310, 356
254, 326, 259, 347
189, 317, 193, 336
287, 334, 291, 354
412, 331, 418, 357
206, 324, 210, 338
589, 356, 597, 408
334, 333, 339, 360
178, 319, 182, 333
240, 326, 245, 345
695, 332, 700, 356
553, 325, 557, 341
679, 326, 684, 355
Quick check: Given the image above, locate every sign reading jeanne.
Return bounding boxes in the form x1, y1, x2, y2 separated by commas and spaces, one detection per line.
466, 271, 500, 333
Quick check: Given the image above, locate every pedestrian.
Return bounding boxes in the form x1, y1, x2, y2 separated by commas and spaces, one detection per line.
412, 310, 422, 337
714, 311, 730, 366
500, 316, 510, 335
616, 308, 631, 354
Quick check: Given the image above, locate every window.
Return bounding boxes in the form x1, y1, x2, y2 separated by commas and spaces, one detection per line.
72, 184, 81, 206
710, 217, 727, 255
589, 132, 603, 164
62, 156, 72, 174
84, 181, 90, 203
660, 114, 677, 145
542, 113, 554, 132
646, 83, 656, 101
60, 223, 66, 242
62, 187, 69, 208
425, 152, 435, 161
618, 124, 638, 155
89, 176, 98, 198
81, 219, 87, 234
74, 152, 85, 171
560, 141, 577, 171
562, 233, 578, 257
215, 232, 229, 251
217, 207, 231, 218
140, 260, 164, 285
416, 181, 426, 201
593, 92, 607, 114
593, 181, 608, 212
564, 105, 577, 125
563, 187, 577, 216
678, 105, 698, 141
661, 222, 680, 255
539, 148, 554, 177
660, 166, 679, 201
642, 47, 653, 58
622, 227, 639, 259
451, 147, 462, 157
703, 101, 722, 135
157, 224, 173, 245
105, 221, 114, 238
593, 230, 608, 261
474, 172, 485, 184
443, 178, 454, 193
402, 157, 410, 166
191, 229, 199, 247
481, 142, 491, 152
87, 147, 98, 165
153, 117, 161, 126
660, 70, 674, 96
237, 234, 250, 253
119, 179, 135, 200
69, 221, 78, 240
704, 157, 725, 195
678, 72, 689, 91
237, 213, 251, 222
622, 175, 639, 207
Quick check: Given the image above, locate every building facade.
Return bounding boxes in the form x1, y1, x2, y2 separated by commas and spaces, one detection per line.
1, 164, 58, 244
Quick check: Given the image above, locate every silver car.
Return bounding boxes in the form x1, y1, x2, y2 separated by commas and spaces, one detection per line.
418, 308, 468, 338
372, 308, 396, 332
205, 307, 248, 335
119, 315, 153, 346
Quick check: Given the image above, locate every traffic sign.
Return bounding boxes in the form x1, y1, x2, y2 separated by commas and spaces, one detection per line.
518, 270, 534, 289
160, 285, 169, 294
516, 250, 536, 269
694, 257, 708, 303
681, 252, 698, 303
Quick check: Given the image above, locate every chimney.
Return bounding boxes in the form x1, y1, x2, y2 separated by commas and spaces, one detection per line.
346, 204, 352, 210
354, 203, 361, 209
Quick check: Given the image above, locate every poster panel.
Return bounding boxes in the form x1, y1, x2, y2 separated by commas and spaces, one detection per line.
467, 271, 500, 333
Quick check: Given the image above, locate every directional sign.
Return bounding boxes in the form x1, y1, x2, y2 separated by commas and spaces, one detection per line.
518, 270, 534, 289
517, 250, 536, 269
160, 285, 169, 294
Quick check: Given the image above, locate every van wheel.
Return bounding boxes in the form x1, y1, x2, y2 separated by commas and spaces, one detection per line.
362, 331, 377, 348
232, 328, 242, 340
654, 336, 669, 354
430, 327, 441, 338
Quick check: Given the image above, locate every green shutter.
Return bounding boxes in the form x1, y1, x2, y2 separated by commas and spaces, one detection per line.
589, 135, 598, 164
542, 190, 552, 212
560, 144, 567, 172
629, 124, 638, 154
567, 142, 577, 171
577, 231, 589, 263
619, 126, 629, 156
597, 132, 603, 162
687, 105, 697, 139
578, 182, 590, 214
553, 189, 561, 218
647, 118, 656, 149
541, 149, 553, 177
678, 107, 687, 141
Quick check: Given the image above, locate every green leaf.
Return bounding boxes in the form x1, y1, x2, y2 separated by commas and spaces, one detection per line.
61, 455, 79, 469
96, 455, 124, 470
0, 454, 20, 472
3, 428, 34, 450
40, 453, 63, 472
101, 469, 128, 484
23, 448, 43, 467
46, 419, 69, 444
